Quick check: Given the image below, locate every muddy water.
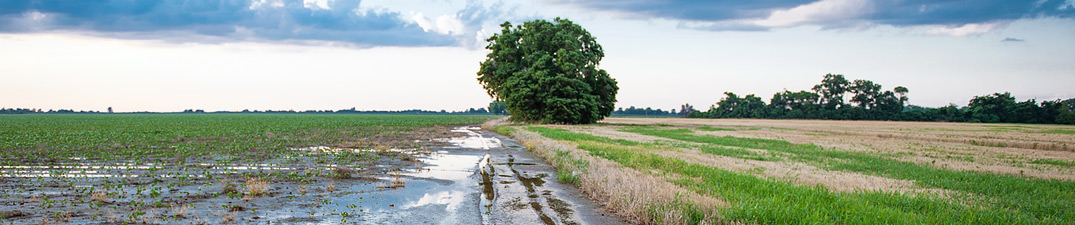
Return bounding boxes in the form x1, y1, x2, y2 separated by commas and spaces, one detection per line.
324, 126, 623, 224
0, 126, 623, 225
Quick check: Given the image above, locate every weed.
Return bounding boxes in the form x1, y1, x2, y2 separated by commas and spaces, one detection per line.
90, 190, 109, 202
172, 204, 189, 218
326, 181, 337, 192
245, 178, 269, 197
333, 166, 353, 179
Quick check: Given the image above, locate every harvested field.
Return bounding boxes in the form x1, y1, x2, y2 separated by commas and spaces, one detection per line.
490, 117, 1075, 224
604, 118, 1075, 180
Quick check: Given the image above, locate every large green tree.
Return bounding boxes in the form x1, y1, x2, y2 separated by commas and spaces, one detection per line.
477, 18, 618, 124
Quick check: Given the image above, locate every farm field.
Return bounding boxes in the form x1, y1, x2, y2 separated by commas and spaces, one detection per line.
0, 114, 504, 224
490, 117, 1075, 224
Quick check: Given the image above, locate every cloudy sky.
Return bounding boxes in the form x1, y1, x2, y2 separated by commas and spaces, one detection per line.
1, 0, 1073, 112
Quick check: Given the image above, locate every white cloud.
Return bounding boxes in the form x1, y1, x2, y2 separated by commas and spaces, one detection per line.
753, 0, 873, 27
303, 0, 331, 10
411, 12, 436, 32
684, 0, 874, 31
410, 12, 467, 36
249, 0, 285, 9
475, 29, 488, 47
926, 22, 1004, 36
435, 15, 467, 35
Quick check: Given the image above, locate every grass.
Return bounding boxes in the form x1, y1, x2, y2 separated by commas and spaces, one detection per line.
1036, 129, 1075, 135
617, 126, 1075, 224
695, 126, 734, 131
1031, 158, 1075, 168
552, 150, 587, 185
530, 126, 1074, 224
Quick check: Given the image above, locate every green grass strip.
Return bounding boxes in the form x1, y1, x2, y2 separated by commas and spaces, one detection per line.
621, 126, 1075, 223
696, 126, 735, 131
528, 126, 1034, 224
1031, 158, 1075, 168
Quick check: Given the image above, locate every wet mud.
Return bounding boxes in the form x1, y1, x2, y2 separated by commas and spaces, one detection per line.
0, 126, 623, 224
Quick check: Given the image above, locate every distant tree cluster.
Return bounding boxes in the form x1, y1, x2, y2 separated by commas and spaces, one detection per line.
0, 108, 102, 114
1, 107, 499, 115
611, 106, 677, 117
488, 101, 507, 115
687, 74, 1075, 125
901, 93, 1075, 124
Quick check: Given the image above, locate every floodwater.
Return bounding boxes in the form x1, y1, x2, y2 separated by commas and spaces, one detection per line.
296, 126, 624, 224
0, 126, 624, 224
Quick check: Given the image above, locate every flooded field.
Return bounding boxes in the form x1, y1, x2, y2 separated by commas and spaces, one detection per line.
0, 115, 622, 224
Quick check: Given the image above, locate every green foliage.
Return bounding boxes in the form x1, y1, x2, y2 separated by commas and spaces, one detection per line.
812, 73, 850, 110
477, 18, 618, 124
612, 106, 677, 117
967, 92, 1017, 123
688, 74, 1073, 124
1056, 102, 1075, 124
710, 92, 767, 118
488, 100, 508, 115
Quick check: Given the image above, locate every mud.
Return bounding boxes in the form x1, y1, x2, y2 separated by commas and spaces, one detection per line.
0, 126, 624, 224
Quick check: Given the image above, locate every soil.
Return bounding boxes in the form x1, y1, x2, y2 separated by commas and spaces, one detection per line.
0, 126, 625, 225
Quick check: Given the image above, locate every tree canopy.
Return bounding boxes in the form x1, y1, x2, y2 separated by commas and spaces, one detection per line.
687, 74, 1074, 125
477, 18, 618, 124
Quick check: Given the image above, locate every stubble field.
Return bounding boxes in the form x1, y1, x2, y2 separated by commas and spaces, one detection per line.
491, 117, 1075, 224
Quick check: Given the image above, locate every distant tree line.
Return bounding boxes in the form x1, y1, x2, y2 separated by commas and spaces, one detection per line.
611, 106, 678, 117
0, 108, 104, 114
686, 74, 1075, 125
1, 107, 497, 115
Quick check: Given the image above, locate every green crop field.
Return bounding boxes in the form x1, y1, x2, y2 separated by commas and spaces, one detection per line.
0, 114, 494, 165
0, 114, 496, 223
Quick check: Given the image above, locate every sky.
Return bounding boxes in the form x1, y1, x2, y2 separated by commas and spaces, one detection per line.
1, 0, 1073, 112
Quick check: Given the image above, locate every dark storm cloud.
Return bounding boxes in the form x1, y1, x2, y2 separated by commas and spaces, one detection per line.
552, 0, 1075, 29
550, 0, 808, 21
0, 0, 455, 46
868, 0, 1075, 26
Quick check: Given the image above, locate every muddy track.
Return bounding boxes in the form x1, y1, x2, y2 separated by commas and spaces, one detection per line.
0, 126, 624, 224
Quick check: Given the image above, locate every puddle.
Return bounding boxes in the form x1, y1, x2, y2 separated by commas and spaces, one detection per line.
478, 154, 495, 225
443, 127, 503, 150
331, 151, 483, 224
